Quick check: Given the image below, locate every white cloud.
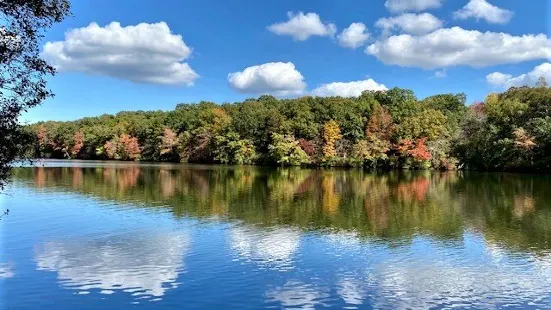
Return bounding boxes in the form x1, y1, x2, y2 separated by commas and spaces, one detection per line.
267, 12, 336, 41
384, 0, 443, 13
311, 79, 388, 97
365, 27, 551, 69
228, 62, 307, 95
434, 69, 447, 78
337, 23, 370, 49
375, 13, 443, 36
486, 72, 513, 86
454, 0, 513, 24
487, 63, 551, 88
42, 22, 199, 85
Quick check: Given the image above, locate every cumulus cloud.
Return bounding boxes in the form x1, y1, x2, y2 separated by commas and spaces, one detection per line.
486, 72, 513, 86
42, 22, 199, 85
365, 27, 551, 69
384, 0, 443, 13
375, 13, 443, 36
337, 23, 370, 49
486, 63, 551, 88
267, 12, 336, 41
311, 79, 388, 97
454, 0, 513, 24
228, 62, 307, 95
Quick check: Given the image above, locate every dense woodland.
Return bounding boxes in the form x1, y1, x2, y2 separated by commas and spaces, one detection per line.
27, 81, 551, 171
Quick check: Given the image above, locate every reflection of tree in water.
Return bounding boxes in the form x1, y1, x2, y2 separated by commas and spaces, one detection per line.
34, 166, 45, 188
321, 173, 340, 216
396, 175, 430, 202
363, 176, 390, 233
13, 165, 551, 252
514, 195, 535, 218
71, 166, 83, 189
159, 168, 176, 198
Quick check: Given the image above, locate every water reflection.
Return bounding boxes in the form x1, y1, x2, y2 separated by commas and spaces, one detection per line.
265, 280, 329, 309
229, 225, 300, 270
5, 162, 551, 309
368, 248, 551, 308
322, 232, 551, 309
336, 276, 366, 307
16, 163, 551, 253
34, 232, 190, 298
0, 262, 14, 279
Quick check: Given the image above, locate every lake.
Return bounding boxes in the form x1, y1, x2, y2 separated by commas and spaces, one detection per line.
1, 160, 551, 309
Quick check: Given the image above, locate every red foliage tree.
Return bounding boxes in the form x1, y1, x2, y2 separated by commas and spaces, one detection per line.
366, 104, 393, 140
298, 138, 316, 156
104, 140, 117, 159
71, 131, 84, 158
470, 101, 485, 118
397, 138, 431, 161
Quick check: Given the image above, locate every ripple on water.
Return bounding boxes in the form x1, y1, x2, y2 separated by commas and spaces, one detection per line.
34, 231, 190, 299
229, 224, 301, 272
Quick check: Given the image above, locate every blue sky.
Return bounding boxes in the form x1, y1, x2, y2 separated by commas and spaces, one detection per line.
23, 0, 550, 123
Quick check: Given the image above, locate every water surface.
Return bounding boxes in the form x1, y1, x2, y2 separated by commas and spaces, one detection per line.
2, 160, 551, 309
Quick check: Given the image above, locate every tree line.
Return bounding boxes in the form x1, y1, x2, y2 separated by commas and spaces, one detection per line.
26, 81, 551, 171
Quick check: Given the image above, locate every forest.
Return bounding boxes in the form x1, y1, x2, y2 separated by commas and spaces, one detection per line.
26, 81, 551, 171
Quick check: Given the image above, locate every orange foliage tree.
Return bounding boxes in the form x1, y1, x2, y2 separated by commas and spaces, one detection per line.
396, 138, 432, 162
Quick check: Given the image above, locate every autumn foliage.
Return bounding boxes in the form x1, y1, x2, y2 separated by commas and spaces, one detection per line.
396, 138, 432, 161
103, 134, 141, 161
322, 120, 342, 159
71, 131, 84, 158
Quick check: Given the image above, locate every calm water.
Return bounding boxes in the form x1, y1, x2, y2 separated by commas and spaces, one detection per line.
2, 160, 551, 309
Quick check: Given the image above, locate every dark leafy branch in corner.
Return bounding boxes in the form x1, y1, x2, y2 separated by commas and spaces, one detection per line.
24, 79, 551, 172
0, 209, 9, 221
0, 0, 71, 189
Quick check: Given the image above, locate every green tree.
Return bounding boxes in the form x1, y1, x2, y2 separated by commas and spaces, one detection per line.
213, 132, 257, 164
268, 133, 311, 166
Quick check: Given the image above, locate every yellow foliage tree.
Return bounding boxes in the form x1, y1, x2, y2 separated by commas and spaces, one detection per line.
322, 120, 342, 159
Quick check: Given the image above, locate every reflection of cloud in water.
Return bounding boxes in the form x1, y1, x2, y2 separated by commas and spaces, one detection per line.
337, 276, 365, 307
229, 226, 300, 270
0, 262, 14, 278
35, 232, 190, 299
368, 246, 551, 308
265, 280, 328, 309
323, 232, 551, 308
